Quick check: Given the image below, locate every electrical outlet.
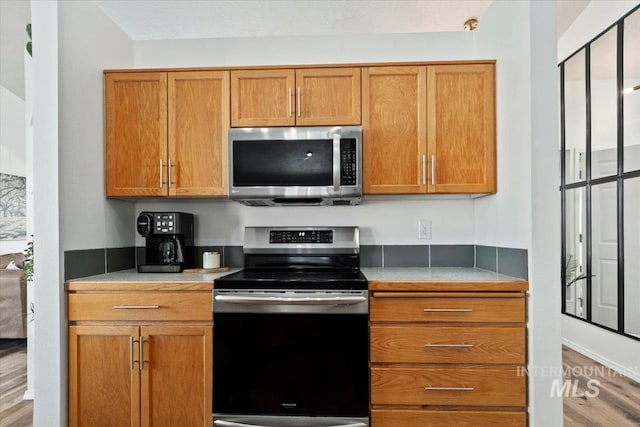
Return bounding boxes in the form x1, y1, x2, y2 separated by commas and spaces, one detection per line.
418, 220, 432, 239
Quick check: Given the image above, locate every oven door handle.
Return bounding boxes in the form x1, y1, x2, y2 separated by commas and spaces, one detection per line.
215, 421, 367, 427
214, 295, 367, 305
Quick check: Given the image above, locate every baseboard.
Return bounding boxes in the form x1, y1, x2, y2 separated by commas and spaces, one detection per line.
23, 389, 34, 400
562, 338, 640, 384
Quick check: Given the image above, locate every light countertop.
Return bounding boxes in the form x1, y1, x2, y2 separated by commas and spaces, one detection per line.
64, 268, 240, 291
361, 267, 528, 292
64, 267, 527, 292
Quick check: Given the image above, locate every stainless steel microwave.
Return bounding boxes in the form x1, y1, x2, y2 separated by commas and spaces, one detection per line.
228, 126, 362, 206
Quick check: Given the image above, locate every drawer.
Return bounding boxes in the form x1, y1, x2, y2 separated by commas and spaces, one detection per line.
68, 293, 212, 321
370, 325, 525, 364
371, 409, 526, 427
370, 295, 525, 323
371, 367, 526, 407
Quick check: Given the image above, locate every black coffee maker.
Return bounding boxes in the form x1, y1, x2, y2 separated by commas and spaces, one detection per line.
136, 212, 194, 273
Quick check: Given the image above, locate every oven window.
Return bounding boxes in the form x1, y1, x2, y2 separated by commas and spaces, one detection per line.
213, 313, 369, 417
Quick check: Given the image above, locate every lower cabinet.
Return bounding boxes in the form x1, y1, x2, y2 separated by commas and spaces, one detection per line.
369, 289, 528, 426
67, 287, 212, 427
371, 409, 526, 427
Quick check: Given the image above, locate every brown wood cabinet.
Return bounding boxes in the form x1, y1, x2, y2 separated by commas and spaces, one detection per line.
105, 70, 229, 197
67, 284, 213, 427
369, 286, 527, 427
362, 63, 496, 194
230, 67, 361, 127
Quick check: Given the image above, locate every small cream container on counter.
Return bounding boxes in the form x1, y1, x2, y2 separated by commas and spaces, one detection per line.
202, 251, 221, 269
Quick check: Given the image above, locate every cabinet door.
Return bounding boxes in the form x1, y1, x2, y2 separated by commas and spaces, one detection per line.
362, 66, 427, 194
427, 64, 496, 193
231, 69, 295, 127
295, 68, 361, 126
168, 71, 230, 196
141, 325, 212, 427
69, 325, 140, 427
105, 72, 168, 196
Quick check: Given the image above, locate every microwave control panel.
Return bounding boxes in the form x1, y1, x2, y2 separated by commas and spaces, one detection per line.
340, 139, 357, 186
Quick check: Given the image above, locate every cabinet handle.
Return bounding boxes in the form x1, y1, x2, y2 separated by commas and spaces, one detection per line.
130, 336, 140, 370
159, 159, 164, 188
296, 87, 301, 118
113, 305, 160, 309
139, 335, 146, 371
422, 155, 426, 185
423, 308, 472, 312
288, 88, 293, 117
168, 159, 173, 190
425, 386, 474, 391
424, 343, 474, 348
431, 155, 436, 185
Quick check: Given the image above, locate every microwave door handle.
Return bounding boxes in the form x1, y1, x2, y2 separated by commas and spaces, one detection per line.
333, 134, 341, 191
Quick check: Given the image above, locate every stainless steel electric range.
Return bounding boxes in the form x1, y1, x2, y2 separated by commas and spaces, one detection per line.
213, 226, 369, 427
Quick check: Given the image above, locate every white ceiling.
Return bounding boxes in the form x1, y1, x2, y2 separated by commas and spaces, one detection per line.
96, 0, 598, 42
97, 0, 494, 40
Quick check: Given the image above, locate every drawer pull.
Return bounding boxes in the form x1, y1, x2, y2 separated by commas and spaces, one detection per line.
425, 386, 475, 391
112, 305, 160, 309
424, 343, 474, 348
423, 308, 473, 312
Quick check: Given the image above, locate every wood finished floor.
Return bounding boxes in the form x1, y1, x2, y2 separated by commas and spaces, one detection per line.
0, 339, 32, 427
562, 345, 640, 426
0, 341, 638, 426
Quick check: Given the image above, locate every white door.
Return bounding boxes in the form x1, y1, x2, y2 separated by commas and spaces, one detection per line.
591, 148, 618, 329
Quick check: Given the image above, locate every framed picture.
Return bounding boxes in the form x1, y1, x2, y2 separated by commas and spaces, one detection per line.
0, 173, 27, 240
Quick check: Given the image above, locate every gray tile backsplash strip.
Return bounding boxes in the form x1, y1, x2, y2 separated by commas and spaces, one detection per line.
64, 249, 107, 280
360, 245, 383, 267
476, 245, 498, 272
430, 245, 474, 268
497, 247, 528, 280
362, 244, 526, 275
66, 244, 527, 279
383, 245, 429, 267
106, 247, 136, 273
222, 246, 244, 268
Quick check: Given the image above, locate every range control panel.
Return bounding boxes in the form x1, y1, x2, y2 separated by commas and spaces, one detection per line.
270, 230, 333, 244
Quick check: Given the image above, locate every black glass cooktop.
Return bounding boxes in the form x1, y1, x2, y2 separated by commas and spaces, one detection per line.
215, 268, 368, 291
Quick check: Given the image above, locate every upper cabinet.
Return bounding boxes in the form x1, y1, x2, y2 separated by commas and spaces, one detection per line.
105, 61, 495, 198
105, 70, 229, 197
105, 72, 168, 197
230, 67, 361, 127
362, 63, 496, 194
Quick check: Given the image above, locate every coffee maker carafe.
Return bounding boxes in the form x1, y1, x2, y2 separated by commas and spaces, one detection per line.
137, 212, 194, 273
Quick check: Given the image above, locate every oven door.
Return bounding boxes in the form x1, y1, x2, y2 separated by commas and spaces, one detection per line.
213, 291, 369, 426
